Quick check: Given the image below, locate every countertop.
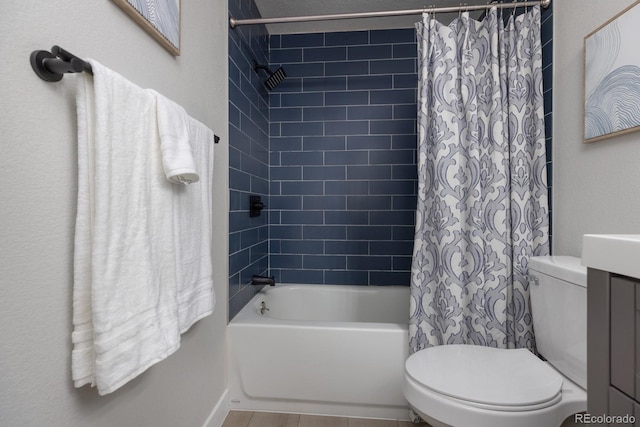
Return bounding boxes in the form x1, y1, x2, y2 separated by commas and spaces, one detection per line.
582, 234, 640, 279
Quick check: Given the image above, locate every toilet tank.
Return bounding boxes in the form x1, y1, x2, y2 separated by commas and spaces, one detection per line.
529, 256, 587, 389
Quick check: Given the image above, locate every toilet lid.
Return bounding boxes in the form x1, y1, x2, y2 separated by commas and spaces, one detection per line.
405, 345, 563, 407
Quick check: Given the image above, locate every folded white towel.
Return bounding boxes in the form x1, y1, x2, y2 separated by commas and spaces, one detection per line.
150, 90, 199, 185
173, 117, 216, 332
72, 60, 181, 395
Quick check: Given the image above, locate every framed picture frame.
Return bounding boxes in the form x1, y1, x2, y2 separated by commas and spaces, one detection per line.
112, 0, 181, 56
583, 0, 640, 143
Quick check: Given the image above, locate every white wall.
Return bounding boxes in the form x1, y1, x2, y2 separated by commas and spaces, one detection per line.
554, 0, 640, 256
0, 1, 229, 426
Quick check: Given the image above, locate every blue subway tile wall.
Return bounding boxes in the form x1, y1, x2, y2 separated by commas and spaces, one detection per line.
227, 4, 553, 315
541, 2, 553, 251
228, 0, 270, 319
269, 29, 419, 286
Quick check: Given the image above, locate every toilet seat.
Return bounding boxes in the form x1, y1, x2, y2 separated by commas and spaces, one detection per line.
405, 345, 563, 410
403, 345, 587, 427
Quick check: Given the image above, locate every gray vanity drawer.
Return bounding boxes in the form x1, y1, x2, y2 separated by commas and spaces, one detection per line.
608, 387, 635, 426
637, 287, 640, 402
610, 277, 637, 400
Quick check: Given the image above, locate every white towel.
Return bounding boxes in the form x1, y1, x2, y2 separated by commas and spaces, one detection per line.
150, 90, 199, 185
72, 60, 181, 395
173, 117, 216, 332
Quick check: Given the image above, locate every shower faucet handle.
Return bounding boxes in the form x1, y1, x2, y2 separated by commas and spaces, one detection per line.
259, 301, 270, 315
250, 195, 266, 217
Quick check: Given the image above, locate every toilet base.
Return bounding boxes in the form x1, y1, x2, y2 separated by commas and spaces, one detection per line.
414, 411, 586, 427
403, 364, 587, 427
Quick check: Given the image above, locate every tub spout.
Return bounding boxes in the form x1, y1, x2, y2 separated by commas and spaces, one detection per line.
252, 275, 276, 286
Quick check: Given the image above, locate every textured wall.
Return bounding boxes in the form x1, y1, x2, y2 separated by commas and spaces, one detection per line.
228, 0, 270, 319
0, 2, 229, 426
268, 29, 418, 286
553, 0, 640, 256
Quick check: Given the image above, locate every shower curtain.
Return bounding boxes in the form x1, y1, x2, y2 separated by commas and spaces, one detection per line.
409, 6, 549, 354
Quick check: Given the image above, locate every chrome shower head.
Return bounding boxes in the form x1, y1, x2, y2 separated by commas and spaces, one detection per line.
254, 61, 287, 90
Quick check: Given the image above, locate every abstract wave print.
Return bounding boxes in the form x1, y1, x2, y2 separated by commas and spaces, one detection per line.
127, 0, 179, 49
584, 3, 640, 140
585, 65, 640, 139
585, 19, 620, 96
410, 6, 549, 355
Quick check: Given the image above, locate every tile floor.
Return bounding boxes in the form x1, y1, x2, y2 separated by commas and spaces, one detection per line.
222, 411, 432, 427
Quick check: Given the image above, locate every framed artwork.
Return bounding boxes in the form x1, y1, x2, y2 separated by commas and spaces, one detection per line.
112, 0, 181, 56
584, 0, 640, 143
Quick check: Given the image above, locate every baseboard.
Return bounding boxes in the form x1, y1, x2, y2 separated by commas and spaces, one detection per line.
202, 388, 229, 427
229, 394, 409, 421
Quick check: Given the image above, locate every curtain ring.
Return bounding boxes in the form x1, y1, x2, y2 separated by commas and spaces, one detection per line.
421, 4, 430, 21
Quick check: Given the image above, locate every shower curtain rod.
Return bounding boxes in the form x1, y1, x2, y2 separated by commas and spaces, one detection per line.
229, 0, 550, 28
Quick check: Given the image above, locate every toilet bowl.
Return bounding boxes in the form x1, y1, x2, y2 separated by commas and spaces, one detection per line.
403, 256, 588, 427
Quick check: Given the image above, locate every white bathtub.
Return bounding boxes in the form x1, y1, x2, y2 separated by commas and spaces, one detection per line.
228, 284, 410, 420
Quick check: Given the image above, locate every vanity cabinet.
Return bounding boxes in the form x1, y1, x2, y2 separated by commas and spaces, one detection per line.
588, 269, 640, 426
610, 277, 639, 401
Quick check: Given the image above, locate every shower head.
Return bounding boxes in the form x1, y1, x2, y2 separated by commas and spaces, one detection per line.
254, 61, 287, 90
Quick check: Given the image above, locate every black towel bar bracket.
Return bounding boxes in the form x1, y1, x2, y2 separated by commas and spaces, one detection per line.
30, 45, 93, 82
30, 45, 220, 144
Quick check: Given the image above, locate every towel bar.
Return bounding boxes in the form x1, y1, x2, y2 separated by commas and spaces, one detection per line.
29, 45, 220, 144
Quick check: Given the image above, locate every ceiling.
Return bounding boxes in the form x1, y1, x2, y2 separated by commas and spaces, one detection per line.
252, 0, 490, 34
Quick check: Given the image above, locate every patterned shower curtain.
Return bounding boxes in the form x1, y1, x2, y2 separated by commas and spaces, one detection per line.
409, 6, 549, 355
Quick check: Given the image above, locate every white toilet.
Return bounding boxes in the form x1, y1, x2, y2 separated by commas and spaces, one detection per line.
403, 256, 587, 427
